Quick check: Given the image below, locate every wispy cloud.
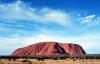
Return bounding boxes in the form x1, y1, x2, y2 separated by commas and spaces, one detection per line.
0, 0, 74, 38
0, 0, 71, 26
81, 15, 96, 23
79, 14, 100, 26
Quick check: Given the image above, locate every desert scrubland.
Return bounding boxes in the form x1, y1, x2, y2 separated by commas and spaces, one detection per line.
0, 59, 100, 64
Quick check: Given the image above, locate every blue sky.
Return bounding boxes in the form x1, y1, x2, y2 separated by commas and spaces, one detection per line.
0, 0, 100, 55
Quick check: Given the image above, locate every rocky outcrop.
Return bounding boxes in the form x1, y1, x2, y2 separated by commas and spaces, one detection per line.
12, 42, 86, 56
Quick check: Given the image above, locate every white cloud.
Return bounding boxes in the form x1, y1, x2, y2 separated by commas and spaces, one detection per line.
80, 14, 100, 26
81, 15, 96, 24
0, 0, 71, 26
40, 8, 71, 26
0, 0, 37, 21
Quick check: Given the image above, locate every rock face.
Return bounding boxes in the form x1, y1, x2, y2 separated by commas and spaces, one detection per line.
12, 42, 86, 56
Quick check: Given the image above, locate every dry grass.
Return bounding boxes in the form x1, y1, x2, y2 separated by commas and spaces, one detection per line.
0, 59, 100, 64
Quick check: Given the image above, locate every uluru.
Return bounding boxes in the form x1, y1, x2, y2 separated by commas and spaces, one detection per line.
12, 42, 86, 56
